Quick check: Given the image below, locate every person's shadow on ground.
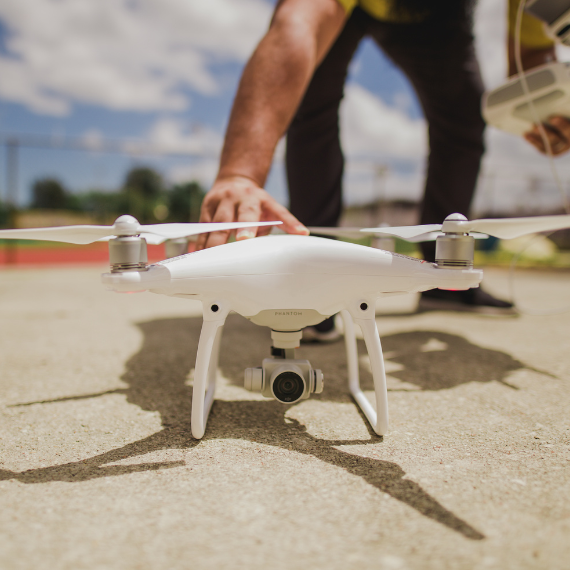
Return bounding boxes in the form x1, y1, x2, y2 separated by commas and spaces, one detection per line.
3, 313, 547, 540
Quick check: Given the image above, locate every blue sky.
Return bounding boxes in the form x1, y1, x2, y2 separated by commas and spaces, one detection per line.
0, 0, 427, 209
0, 0, 569, 214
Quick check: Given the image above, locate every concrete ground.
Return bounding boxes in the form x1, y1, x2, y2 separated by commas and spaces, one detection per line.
0, 264, 569, 570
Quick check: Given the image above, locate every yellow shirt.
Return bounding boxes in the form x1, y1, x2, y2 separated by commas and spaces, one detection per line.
507, 0, 554, 48
335, 0, 554, 48
336, 0, 401, 21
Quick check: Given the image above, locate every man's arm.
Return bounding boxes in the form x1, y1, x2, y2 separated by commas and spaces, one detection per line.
197, 0, 348, 249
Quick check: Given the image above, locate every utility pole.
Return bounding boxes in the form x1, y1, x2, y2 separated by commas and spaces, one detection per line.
372, 164, 394, 251
5, 137, 19, 263
374, 164, 389, 226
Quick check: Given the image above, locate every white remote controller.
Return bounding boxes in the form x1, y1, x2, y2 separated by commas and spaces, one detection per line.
482, 61, 570, 136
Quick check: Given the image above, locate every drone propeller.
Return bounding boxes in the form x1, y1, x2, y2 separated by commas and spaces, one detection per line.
361, 214, 570, 240
359, 213, 570, 269
308, 227, 366, 239
0, 215, 282, 245
360, 223, 443, 240
308, 226, 475, 243
443, 215, 570, 240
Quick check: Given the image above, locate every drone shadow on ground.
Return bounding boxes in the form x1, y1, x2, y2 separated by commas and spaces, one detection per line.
3, 313, 546, 540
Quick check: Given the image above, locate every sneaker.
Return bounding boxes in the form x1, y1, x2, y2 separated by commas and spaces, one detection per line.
418, 288, 518, 316
302, 315, 342, 343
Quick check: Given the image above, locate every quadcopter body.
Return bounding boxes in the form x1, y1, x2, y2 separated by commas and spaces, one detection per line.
101, 234, 483, 439
102, 234, 482, 326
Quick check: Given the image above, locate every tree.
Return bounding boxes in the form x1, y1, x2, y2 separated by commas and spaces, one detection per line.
31, 178, 69, 210
0, 200, 9, 228
74, 190, 129, 222
121, 166, 164, 223
166, 181, 205, 222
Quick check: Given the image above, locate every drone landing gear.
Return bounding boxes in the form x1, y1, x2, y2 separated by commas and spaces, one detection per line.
191, 302, 228, 439
190, 302, 389, 439
340, 308, 389, 436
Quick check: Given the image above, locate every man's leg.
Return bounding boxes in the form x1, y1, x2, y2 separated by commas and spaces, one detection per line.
286, 9, 367, 227
369, 19, 485, 259
370, 19, 514, 313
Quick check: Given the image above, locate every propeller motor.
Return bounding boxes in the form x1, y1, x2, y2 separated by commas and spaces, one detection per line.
435, 213, 475, 269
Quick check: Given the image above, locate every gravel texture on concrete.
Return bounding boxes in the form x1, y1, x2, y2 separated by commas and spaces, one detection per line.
0, 265, 569, 570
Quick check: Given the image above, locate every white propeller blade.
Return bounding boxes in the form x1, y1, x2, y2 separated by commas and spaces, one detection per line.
406, 231, 443, 243
0, 225, 115, 244
309, 226, 437, 242
360, 224, 443, 239
308, 227, 367, 239
361, 212, 570, 241
309, 227, 487, 243
406, 231, 489, 242
0, 217, 282, 245
138, 221, 281, 243
452, 215, 570, 240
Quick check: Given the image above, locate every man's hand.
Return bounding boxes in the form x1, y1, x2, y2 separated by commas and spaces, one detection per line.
506, 39, 570, 155
196, 175, 309, 250
524, 116, 570, 156
194, 0, 345, 251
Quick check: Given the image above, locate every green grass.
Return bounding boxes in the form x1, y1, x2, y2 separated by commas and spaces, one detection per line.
337, 236, 570, 269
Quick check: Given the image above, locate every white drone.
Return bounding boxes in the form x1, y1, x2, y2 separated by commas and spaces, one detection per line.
1, 212, 569, 439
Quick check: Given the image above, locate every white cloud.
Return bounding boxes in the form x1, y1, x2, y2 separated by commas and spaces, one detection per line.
150, 80, 430, 204
474, 0, 508, 89
0, 0, 272, 115
168, 160, 220, 189
337, 83, 427, 205
140, 117, 223, 188
145, 118, 223, 156
340, 83, 427, 160
343, 164, 425, 205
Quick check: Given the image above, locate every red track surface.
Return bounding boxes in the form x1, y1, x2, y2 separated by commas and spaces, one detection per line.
0, 243, 177, 266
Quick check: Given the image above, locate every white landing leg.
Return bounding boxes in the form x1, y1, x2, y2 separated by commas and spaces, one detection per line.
191, 301, 230, 439
341, 303, 389, 436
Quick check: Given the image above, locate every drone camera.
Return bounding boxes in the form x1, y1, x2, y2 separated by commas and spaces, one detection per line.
271, 369, 306, 403
109, 235, 148, 273
244, 359, 323, 404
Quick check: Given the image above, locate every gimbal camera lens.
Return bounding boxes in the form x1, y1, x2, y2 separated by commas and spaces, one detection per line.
271, 371, 305, 404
